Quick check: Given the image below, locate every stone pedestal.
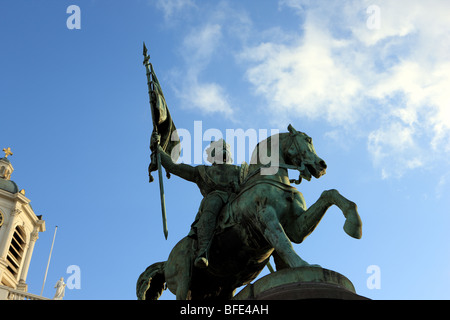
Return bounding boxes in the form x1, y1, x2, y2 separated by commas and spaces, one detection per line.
233, 267, 368, 300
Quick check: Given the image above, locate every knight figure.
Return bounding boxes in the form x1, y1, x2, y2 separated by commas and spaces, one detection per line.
151, 133, 241, 269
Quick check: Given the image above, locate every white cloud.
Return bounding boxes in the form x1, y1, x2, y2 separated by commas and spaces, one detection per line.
367, 121, 423, 178
351, 2, 419, 46
183, 24, 222, 66
155, 2, 255, 118
156, 0, 450, 178
155, 0, 195, 20
436, 172, 450, 199
361, 0, 450, 176
241, 0, 450, 178
170, 6, 250, 118
174, 23, 233, 117
240, 22, 363, 125
176, 76, 233, 117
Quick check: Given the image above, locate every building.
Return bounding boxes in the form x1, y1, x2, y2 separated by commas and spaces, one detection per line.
0, 148, 47, 300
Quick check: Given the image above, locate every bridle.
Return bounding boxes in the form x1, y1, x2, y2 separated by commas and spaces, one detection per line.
241, 132, 306, 185
286, 132, 305, 165
285, 132, 307, 184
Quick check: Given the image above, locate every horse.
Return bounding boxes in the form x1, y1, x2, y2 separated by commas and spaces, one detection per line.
136, 124, 362, 300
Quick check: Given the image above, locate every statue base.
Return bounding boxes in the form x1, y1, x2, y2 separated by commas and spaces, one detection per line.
233, 267, 369, 300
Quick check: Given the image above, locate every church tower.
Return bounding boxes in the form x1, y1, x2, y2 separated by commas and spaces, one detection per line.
0, 148, 46, 298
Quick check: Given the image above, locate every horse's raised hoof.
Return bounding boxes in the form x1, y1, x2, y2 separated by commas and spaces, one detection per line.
343, 202, 362, 239
343, 218, 362, 239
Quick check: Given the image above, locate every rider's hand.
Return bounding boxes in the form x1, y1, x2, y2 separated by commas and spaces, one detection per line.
150, 132, 161, 151
230, 181, 240, 193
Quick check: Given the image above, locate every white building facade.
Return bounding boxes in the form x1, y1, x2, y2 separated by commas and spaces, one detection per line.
0, 149, 47, 300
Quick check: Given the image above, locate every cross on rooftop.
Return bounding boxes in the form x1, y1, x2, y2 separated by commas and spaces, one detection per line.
2, 147, 13, 158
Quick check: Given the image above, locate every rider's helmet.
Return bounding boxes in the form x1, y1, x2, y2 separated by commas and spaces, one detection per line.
206, 139, 233, 164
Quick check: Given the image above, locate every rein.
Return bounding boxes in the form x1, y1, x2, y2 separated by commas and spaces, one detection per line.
224, 169, 301, 220
220, 133, 304, 228
241, 163, 300, 186
239, 175, 301, 197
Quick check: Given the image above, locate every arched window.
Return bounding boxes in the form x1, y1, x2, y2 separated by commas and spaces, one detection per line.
0, 209, 4, 229
6, 226, 26, 278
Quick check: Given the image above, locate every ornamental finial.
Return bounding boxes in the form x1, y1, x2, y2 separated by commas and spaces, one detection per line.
2, 147, 13, 158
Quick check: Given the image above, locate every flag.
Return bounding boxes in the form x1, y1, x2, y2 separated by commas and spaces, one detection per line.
149, 63, 180, 166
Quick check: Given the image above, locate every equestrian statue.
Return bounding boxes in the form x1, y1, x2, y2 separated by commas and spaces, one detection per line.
137, 44, 362, 300
137, 124, 362, 300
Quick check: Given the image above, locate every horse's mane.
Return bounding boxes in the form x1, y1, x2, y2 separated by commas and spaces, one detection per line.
249, 132, 288, 167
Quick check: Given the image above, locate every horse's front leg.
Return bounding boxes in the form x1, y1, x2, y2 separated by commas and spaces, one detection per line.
296, 189, 362, 242
322, 189, 362, 239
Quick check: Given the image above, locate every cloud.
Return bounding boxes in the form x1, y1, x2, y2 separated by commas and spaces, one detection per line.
240, 22, 363, 126
176, 23, 233, 117
155, 0, 450, 178
435, 172, 450, 199
360, 0, 450, 176
182, 23, 222, 65
156, 3, 252, 118
241, 0, 450, 178
367, 121, 424, 179
175, 75, 233, 117
155, 0, 196, 20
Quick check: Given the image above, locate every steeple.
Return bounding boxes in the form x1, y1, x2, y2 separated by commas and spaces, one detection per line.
0, 146, 46, 298
0, 148, 14, 180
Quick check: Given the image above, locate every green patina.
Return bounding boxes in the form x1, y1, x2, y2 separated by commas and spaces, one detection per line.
137, 124, 362, 300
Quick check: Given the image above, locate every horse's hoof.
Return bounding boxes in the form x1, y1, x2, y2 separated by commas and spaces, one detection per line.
343, 219, 362, 239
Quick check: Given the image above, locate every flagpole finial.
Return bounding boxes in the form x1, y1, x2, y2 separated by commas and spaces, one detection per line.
143, 42, 150, 66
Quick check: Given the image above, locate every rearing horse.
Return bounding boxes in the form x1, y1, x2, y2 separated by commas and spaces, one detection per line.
137, 124, 362, 300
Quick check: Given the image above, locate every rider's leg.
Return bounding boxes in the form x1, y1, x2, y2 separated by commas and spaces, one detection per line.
194, 196, 223, 268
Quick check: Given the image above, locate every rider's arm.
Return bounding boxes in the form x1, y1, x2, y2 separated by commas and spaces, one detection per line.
156, 145, 198, 183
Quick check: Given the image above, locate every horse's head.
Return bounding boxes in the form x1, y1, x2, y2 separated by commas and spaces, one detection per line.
284, 124, 327, 181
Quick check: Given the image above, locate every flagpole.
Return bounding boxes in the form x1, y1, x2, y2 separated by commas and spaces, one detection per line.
40, 225, 57, 296
143, 42, 168, 240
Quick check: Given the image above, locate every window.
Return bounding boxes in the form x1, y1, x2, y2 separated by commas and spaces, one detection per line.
0, 210, 4, 228
6, 226, 26, 278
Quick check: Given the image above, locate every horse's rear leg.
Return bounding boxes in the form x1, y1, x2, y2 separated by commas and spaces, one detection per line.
167, 259, 191, 300
165, 238, 193, 300
176, 279, 191, 300
257, 201, 312, 268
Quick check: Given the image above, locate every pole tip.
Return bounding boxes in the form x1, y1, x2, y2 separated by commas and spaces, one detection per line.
143, 42, 147, 56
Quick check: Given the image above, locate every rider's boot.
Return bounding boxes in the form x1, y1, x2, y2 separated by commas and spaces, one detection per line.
194, 211, 216, 269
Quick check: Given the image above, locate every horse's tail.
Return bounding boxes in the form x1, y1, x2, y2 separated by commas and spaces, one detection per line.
136, 261, 166, 300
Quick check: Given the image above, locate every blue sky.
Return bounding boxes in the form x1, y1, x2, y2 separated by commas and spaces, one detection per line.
1, 0, 449, 300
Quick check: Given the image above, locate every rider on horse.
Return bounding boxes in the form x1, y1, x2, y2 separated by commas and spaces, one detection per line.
151, 133, 241, 269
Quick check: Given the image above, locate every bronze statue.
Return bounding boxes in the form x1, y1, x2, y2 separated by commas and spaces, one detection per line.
137, 125, 362, 300
138, 45, 362, 300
